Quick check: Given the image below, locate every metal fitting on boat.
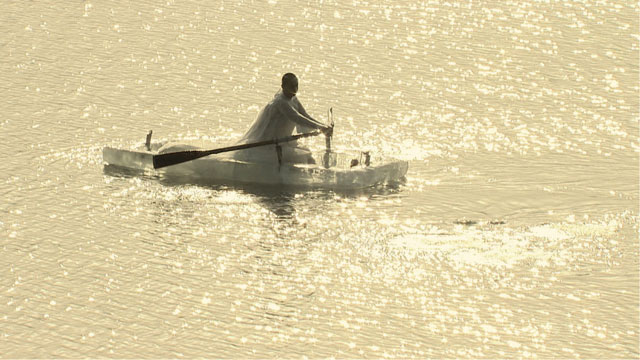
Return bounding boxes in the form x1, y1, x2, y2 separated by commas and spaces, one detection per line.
145, 130, 153, 151
363, 151, 371, 166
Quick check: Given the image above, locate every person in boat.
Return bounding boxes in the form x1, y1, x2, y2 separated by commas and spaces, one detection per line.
232, 73, 332, 164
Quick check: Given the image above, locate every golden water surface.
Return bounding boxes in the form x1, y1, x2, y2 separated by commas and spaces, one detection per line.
1, 0, 638, 358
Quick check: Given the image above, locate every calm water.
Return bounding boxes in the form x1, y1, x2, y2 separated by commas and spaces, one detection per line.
1, 0, 639, 358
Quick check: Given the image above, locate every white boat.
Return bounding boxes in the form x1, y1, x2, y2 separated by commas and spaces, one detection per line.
103, 137, 408, 190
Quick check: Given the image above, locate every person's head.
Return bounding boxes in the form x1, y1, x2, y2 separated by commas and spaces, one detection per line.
281, 73, 298, 98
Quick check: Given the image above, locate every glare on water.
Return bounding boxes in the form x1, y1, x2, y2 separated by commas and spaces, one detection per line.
1, 0, 638, 358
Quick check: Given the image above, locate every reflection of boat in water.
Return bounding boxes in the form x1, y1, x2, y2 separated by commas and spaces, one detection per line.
103, 139, 408, 190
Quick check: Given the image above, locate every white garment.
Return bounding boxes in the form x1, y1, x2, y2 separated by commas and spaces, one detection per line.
233, 90, 325, 163
157, 143, 199, 154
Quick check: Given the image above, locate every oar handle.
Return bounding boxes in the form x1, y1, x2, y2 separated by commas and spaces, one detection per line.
325, 125, 333, 152
325, 107, 334, 152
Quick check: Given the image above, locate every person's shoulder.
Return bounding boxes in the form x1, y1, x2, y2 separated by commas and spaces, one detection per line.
273, 89, 285, 98
272, 90, 287, 103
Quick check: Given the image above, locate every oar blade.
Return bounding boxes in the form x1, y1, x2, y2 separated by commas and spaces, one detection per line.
153, 150, 211, 169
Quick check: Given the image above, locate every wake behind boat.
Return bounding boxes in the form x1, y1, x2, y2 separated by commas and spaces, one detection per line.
103, 132, 408, 190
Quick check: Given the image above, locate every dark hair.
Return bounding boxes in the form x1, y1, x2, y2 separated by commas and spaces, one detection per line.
281, 73, 297, 86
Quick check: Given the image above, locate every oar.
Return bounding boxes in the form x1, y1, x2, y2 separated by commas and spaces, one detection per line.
325, 108, 334, 151
152, 130, 323, 169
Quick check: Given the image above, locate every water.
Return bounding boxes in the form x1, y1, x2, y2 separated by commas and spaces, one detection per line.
1, 0, 638, 358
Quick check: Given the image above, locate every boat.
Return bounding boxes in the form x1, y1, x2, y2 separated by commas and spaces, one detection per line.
102, 131, 408, 190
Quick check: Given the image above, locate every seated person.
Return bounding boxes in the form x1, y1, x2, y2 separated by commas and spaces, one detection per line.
232, 73, 332, 164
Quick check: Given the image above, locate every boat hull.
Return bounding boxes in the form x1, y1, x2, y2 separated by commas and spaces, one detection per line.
103, 146, 408, 189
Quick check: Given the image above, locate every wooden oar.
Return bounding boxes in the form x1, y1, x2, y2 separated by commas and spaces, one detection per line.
152, 130, 323, 169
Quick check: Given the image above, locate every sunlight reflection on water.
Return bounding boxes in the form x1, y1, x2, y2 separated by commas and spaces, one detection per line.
1, 0, 638, 358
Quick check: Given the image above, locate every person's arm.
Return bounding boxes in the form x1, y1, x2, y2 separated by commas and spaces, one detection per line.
295, 98, 316, 122
279, 98, 328, 130
294, 99, 333, 135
